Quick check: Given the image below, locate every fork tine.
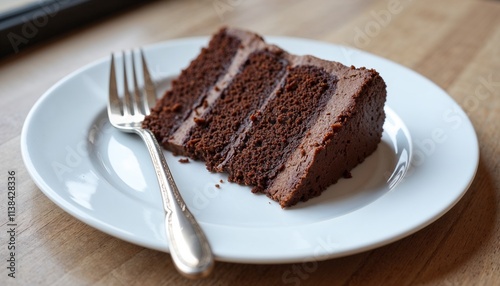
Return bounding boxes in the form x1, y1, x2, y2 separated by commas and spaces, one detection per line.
108, 54, 122, 116
131, 51, 142, 115
122, 51, 134, 116
141, 49, 157, 115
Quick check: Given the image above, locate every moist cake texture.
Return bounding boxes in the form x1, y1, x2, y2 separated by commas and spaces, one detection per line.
143, 27, 387, 208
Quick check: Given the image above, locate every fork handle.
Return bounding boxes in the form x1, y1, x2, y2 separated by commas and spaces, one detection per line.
136, 128, 214, 278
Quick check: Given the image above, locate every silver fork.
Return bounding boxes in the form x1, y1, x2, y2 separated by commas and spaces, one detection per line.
108, 50, 214, 278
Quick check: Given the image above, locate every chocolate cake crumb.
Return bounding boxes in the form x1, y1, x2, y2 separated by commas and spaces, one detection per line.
215, 184, 220, 188
193, 117, 207, 126
343, 170, 352, 179
171, 103, 182, 112
331, 122, 342, 131
178, 158, 190, 163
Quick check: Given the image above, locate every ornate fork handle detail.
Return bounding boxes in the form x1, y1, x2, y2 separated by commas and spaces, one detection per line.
137, 128, 214, 278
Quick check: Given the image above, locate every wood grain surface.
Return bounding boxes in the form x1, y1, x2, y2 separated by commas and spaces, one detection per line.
0, 0, 499, 285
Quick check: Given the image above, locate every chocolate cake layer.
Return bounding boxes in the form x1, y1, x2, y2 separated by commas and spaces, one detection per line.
143, 27, 387, 208
224, 65, 337, 193
266, 65, 386, 207
165, 28, 271, 155
143, 30, 241, 149
185, 50, 288, 170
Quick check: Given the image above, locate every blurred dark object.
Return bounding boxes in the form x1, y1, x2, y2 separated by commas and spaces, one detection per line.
0, 0, 154, 58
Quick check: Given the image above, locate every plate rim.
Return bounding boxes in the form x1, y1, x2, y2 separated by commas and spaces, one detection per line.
20, 35, 479, 264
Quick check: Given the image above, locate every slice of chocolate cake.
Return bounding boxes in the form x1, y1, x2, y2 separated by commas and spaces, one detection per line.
143, 27, 386, 208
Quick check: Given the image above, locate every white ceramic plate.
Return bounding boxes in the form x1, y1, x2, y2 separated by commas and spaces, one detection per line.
21, 36, 478, 263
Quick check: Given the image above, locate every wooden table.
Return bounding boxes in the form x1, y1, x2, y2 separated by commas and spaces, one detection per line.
1, 0, 499, 285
